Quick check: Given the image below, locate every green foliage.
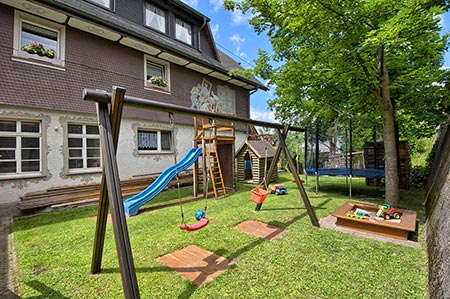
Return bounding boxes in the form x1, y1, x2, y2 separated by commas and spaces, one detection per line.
410, 137, 435, 167
12, 173, 427, 298
225, 0, 449, 139
22, 41, 55, 59
411, 166, 429, 188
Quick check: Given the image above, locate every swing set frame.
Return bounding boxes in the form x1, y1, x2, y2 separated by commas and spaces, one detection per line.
84, 86, 320, 299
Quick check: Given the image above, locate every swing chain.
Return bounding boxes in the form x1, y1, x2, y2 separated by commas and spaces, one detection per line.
168, 112, 185, 225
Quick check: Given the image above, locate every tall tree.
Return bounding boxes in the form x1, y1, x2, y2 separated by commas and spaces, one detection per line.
225, 0, 449, 206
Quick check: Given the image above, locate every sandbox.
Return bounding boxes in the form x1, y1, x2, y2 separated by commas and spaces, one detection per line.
332, 201, 417, 240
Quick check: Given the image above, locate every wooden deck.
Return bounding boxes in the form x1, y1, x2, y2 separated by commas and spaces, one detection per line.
18, 172, 193, 211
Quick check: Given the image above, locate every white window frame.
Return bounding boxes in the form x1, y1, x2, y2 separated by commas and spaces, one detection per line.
137, 128, 173, 154
85, 0, 113, 10
175, 18, 192, 46
67, 123, 102, 174
12, 11, 66, 70
144, 55, 171, 93
0, 119, 43, 180
145, 3, 167, 33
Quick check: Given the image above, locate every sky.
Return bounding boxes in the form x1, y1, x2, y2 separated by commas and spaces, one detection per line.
182, 1, 450, 124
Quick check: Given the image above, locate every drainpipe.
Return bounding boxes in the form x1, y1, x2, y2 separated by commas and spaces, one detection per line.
248, 87, 259, 119
198, 17, 208, 52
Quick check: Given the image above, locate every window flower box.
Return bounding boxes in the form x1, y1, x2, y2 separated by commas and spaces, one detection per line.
148, 76, 167, 87
22, 41, 55, 59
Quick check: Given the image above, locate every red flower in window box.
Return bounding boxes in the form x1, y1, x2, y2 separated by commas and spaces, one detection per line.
22, 41, 55, 59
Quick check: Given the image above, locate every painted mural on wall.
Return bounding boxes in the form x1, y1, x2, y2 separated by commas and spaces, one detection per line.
190, 79, 235, 114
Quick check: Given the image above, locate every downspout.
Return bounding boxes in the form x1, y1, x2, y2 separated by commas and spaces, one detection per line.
249, 87, 259, 95
198, 17, 208, 52
247, 87, 259, 119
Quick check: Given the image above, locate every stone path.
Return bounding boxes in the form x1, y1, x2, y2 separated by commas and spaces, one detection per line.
0, 204, 19, 299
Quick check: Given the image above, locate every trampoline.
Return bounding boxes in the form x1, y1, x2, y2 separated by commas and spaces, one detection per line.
304, 120, 386, 198
306, 167, 385, 178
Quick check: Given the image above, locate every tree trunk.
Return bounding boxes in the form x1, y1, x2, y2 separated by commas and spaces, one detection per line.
381, 106, 399, 206
377, 46, 400, 206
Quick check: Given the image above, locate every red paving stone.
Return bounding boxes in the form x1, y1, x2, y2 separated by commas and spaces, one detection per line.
234, 220, 287, 240
156, 245, 232, 286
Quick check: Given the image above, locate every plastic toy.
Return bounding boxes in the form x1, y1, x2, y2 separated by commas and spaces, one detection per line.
291, 179, 305, 183
251, 187, 271, 204
346, 209, 370, 220
269, 184, 287, 195
375, 204, 401, 220
195, 210, 205, 220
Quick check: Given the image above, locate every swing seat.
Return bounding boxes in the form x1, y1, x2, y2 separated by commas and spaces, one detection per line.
179, 217, 209, 231
251, 187, 270, 204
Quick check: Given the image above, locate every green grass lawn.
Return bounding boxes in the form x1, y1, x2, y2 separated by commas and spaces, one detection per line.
12, 173, 427, 298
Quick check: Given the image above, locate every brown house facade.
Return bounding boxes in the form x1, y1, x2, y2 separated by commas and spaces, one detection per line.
0, 0, 266, 206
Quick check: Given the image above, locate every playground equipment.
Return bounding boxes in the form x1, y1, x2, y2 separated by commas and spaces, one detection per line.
305, 120, 386, 198
123, 147, 202, 217
84, 86, 318, 299
251, 187, 270, 204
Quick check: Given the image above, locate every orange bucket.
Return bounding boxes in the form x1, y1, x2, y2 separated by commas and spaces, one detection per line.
251, 187, 270, 204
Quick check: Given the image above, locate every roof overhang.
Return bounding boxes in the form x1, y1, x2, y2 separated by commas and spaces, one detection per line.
2, 0, 267, 91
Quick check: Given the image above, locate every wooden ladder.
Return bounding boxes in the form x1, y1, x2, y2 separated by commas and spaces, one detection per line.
204, 142, 226, 199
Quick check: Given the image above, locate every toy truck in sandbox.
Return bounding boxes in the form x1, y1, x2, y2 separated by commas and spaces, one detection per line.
376, 204, 401, 220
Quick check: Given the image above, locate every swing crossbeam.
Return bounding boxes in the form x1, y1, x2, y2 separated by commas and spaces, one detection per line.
83, 89, 305, 132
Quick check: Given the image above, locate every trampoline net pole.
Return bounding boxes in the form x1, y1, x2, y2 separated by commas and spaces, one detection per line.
315, 172, 319, 194
349, 175, 352, 198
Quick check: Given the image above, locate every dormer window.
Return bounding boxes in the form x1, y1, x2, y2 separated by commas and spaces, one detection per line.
175, 18, 192, 45
145, 3, 166, 33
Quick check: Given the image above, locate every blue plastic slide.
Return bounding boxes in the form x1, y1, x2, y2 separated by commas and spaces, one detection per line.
123, 147, 202, 217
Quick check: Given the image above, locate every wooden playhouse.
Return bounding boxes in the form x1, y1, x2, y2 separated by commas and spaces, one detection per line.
235, 140, 278, 184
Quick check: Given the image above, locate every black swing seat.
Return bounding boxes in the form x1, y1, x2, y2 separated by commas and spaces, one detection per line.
179, 217, 209, 231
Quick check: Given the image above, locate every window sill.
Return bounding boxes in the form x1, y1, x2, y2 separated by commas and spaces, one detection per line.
67, 168, 102, 175
12, 50, 65, 71
138, 150, 173, 155
144, 83, 171, 94
0, 173, 45, 181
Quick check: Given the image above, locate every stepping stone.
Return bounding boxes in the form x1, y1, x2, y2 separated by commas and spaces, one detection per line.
235, 220, 287, 240
156, 245, 232, 286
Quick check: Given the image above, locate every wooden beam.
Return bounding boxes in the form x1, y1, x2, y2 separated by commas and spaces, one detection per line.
92, 86, 125, 274
255, 129, 287, 211
96, 92, 140, 298
277, 125, 320, 227
83, 88, 305, 132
